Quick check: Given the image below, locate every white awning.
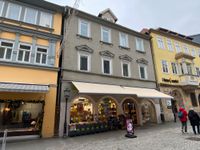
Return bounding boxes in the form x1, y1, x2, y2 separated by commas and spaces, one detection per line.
72, 82, 173, 99
0, 82, 49, 93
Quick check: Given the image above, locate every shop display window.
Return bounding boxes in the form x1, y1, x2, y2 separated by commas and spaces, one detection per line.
70, 97, 93, 123
0, 100, 44, 132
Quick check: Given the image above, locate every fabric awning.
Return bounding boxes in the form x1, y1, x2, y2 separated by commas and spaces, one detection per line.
0, 82, 49, 93
72, 82, 173, 99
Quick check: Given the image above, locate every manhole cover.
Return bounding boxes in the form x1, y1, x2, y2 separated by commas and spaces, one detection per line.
186, 137, 200, 141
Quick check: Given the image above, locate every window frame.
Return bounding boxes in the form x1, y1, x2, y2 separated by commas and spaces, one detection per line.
101, 26, 111, 43
175, 42, 181, 53
166, 39, 173, 52
6, 3, 22, 21
171, 62, 178, 75
78, 19, 91, 38
138, 64, 148, 80
191, 48, 196, 57
0, 1, 4, 17
35, 46, 48, 65
0, 40, 14, 61
121, 61, 131, 78
161, 60, 169, 74
101, 57, 112, 75
39, 11, 53, 28
17, 43, 32, 63
78, 52, 91, 72
183, 45, 190, 54
157, 36, 165, 49
24, 7, 38, 25
119, 32, 129, 48
196, 67, 200, 77
136, 37, 145, 52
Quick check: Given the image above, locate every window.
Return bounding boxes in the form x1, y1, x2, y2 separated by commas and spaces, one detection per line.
119, 32, 128, 47
136, 38, 144, 52
191, 48, 196, 57
190, 93, 198, 107
183, 45, 189, 54
175, 42, 181, 53
102, 58, 112, 75
24, 8, 38, 24
161, 60, 169, 73
166, 39, 173, 51
157, 37, 165, 49
35, 47, 48, 64
0, 1, 4, 16
78, 53, 90, 71
121, 62, 130, 77
0, 41, 13, 60
17, 43, 31, 62
196, 67, 200, 77
101, 27, 111, 43
171, 62, 178, 74
78, 19, 90, 37
39, 12, 52, 28
139, 65, 147, 79
186, 63, 192, 75
6, 3, 22, 20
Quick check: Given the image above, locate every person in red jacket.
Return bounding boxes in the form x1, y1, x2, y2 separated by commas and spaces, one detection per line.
178, 107, 188, 133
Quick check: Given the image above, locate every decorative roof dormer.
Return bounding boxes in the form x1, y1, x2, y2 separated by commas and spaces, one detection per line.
98, 8, 118, 23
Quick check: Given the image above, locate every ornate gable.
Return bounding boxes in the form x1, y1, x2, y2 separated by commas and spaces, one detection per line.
119, 55, 133, 62
98, 8, 118, 23
136, 58, 148, 65
99, 50, 115, 58
75, 45, 94, 54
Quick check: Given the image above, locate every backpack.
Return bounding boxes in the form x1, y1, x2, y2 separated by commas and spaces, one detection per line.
178, 111, 183, 118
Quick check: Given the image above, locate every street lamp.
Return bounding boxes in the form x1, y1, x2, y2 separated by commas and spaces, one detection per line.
63, 88, 70, 137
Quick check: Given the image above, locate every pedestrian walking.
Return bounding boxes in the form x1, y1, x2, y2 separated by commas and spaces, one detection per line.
172, 104, 178, 122
188, 108, 200, 134
178, 107, 188, 133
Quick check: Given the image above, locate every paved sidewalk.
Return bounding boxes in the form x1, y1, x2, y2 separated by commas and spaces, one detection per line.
3, 122, 200, 150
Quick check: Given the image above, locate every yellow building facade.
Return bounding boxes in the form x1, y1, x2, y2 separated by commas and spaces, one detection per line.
145, 28, 200, 121
0, 0, 63, 138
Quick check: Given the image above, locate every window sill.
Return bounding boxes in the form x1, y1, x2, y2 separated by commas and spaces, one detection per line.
119, 46, 130, 50
100, 41, 113, 46
136, 49, 146, 54
76, 34, 92, 40
78, 69, 90, 72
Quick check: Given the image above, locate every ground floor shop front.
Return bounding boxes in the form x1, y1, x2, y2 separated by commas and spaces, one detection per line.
0, 83, 57, 138
160, 85, 200, 121
59, 82, 172, 137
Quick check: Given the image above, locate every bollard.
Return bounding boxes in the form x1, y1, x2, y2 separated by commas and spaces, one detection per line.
1, 129, 8, 150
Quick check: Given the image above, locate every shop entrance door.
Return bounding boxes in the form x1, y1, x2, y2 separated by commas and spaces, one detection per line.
122, 99, 137, 124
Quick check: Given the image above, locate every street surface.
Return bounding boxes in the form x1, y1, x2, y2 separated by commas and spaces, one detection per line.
4, 122, 200, 150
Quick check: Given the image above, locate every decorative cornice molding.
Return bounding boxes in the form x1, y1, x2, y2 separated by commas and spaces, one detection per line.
75, 45, 94, 54
136, 58, 148, 65
119, 54, 133, 62
99, 50, 115, 58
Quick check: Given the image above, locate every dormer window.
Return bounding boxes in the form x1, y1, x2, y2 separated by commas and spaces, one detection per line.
98, 8, 118, 23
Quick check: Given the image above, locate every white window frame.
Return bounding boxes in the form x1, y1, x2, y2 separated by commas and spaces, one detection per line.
171, 62, 178, 75
0, 40, 14, 61
138, 64, 148, 80
0, 1, 4, 17
78, 19, 91, 37
119, 32, 129, 48
166, 39, 173, 51
101, 26, 111, 43
157, 36, 165, 49
121, 61, 131, 78
183, 45, 190, 54
78, 52, 91, 72
35, 46, 48, 65
175, 42, 181, 53
39, 11, 53, 28
101, 57, 112, 75
196, 67, 200, 77
24, 7, 38, 24
136, 37, 144, 52
161, 60, 169, 74
191, 48, 196, 57
6, 3, 22, 21
17, 43, 32, 63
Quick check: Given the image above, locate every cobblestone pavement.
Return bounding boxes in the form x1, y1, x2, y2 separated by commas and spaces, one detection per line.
4, 122, 200, 150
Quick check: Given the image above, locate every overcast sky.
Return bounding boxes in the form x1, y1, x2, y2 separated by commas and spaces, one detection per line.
47, 0, 200, 36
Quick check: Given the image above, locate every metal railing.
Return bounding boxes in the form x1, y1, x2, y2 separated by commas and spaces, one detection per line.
1, 129, 8, 150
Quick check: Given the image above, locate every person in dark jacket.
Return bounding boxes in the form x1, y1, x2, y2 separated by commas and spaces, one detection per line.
188, 108, 200, 134
178, 107, 188, 133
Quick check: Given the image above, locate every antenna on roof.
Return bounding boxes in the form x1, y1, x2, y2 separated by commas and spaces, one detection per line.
73, 0, 81, 9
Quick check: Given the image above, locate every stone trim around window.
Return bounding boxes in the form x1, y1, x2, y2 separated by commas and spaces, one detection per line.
99, 50, 115, 58
119, 54, 133, 62
136, 58, 148, 65
75, 45, 94, 54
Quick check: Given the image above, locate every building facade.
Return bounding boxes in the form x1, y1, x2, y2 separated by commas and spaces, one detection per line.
143, 28, 200, 121
0, 0, 63, 138
59, 8, 171, 137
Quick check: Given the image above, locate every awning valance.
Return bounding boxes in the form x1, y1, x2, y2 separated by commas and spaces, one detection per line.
0, 82, 49, 93
72, 82, 173, 99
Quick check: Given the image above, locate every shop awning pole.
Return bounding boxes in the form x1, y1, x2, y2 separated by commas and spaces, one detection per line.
1, 129, 8, 150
